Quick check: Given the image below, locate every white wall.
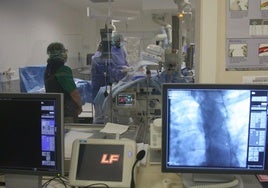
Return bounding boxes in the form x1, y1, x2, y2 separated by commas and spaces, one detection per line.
197, 0, 218, 83
0, 0, 95, 80
0, 0, 189, 81
0, 0, 173, 80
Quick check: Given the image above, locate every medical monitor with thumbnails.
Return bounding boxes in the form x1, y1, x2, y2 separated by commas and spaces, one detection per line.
69, 138, 136, 188
116, 92, 136, 107
161, 83, 268, 177
0, 93, 64, 188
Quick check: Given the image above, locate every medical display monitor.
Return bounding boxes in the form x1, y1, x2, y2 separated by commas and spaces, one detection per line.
0, 93, 64, 188
116, 93, 136, 107
69, 138, 136, 188
161, 84, 268, 174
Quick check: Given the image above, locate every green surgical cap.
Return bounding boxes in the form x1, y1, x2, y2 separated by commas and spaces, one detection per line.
47, 42, 66, 55
112, 34, 123, 42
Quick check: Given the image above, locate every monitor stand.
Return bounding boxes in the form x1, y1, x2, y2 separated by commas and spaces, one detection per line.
182, 173, 241, 188
182, 173, 263, 188
5, 174, 42, 188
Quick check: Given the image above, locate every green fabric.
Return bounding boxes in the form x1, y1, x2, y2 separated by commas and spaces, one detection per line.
55, 65, 76, 93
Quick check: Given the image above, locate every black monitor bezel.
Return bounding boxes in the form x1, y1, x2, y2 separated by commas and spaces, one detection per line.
161, 83, 268, 174
0, 92, 64, 176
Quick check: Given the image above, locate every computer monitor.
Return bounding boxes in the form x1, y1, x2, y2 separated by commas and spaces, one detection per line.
69, 138, 136, 188
0, 93, 64, 188
161, 84, 268, 185
116, 92, 136, 107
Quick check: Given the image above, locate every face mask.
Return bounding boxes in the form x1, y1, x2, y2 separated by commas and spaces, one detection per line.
112, 40, 120, 48
62, 52, 68, 62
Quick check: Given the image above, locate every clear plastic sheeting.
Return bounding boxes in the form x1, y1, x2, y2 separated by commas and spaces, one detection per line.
19, 65, 93, 104
125, 37, 141, 66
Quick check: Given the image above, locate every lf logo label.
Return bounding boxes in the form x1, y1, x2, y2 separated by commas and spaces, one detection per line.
101, 154, 120, 164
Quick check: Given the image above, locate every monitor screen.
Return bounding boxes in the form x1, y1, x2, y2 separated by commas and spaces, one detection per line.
161, 84, 268, 175
0, 93, 64, 187
69, 138, 136, 187
116, 93, 136, 107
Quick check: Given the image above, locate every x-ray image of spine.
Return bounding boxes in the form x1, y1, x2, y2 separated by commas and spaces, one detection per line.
168, 90, 250, 167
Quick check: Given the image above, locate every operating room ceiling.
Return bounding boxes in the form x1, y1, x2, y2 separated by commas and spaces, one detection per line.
59, 0, 195, 18
60, 0, 142, 18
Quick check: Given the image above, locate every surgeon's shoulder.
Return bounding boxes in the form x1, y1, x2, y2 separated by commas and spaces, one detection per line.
58, 65, 72, 73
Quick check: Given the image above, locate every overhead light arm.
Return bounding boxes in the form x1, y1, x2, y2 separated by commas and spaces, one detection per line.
173, 0, 192, 13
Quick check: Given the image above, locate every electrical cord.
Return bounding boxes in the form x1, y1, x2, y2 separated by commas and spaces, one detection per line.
42, 176, 109, 188
82, 183, 110, 187
130, 150, 146, 188
42, 175, 69, 188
